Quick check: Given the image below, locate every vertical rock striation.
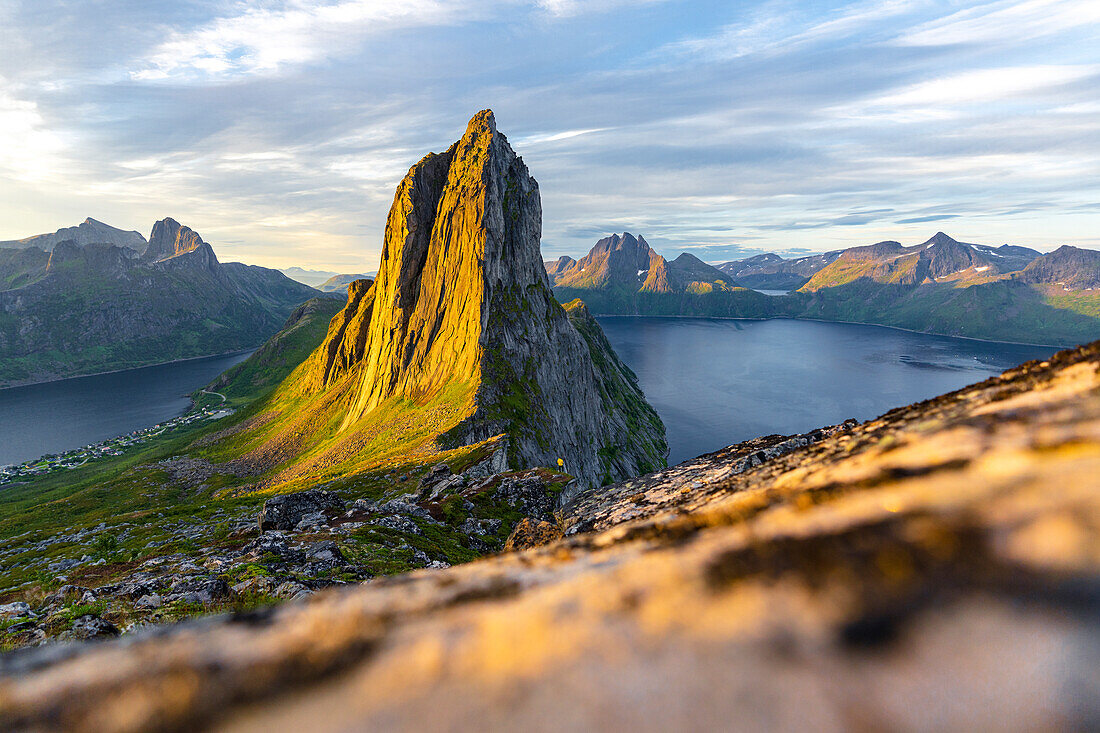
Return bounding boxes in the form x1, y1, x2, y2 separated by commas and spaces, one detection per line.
144, 218, 212, 263
303, 110, 667, 487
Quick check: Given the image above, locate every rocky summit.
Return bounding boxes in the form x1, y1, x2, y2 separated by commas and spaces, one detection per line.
3, 339, 1098, 732
278, 110, 666, 488
558, 229, 1100, 346
550, 231, 741, 294
0, 217, 330, 386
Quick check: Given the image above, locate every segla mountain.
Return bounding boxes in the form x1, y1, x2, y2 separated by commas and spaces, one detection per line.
220, 111, 666, 490
550, 231, 1100, 346
0, 217, 330, 387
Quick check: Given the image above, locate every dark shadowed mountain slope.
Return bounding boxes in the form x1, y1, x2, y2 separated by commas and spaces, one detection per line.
0, 219, 332, 387
0, 247, 49, 290
1018, 245, 1100, 290
0, 217, 146, 252
717, 249, 843, 290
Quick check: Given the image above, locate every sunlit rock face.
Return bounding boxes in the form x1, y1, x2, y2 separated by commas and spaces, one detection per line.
550, 231, 741, 294
3, 341, 1099, 732
143, 218, 211, 263
302, 110, 667, 487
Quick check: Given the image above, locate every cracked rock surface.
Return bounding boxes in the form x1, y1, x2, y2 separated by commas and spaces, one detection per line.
2, 342, 1100, 732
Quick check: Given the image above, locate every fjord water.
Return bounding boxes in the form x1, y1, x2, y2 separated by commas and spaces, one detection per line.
0, 350, 252, 466
598, 317, 1058, 465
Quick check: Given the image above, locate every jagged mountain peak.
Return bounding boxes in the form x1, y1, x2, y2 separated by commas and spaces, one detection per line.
922, 231, 959, 247
285, 111, 666, 488
0, 218, 146, 253
144, 218, 215, 265
1019, 244, 1100, 289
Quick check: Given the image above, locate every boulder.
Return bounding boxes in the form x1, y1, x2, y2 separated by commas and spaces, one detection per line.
134, 594, 163, 610
164, 576, 229, 605
0, 602, 32, 620
504, 518, 562, 551
258, 490, 346, 532
59, 615, 118, 642
304, 541, 346, 565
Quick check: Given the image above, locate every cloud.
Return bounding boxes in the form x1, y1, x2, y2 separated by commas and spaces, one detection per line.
1, 0, 1098, 266
0, 80, 66, 182
837, 64, 1100, 118
131, 1, 477, 81
896, 214, 959, 224
895, 0, 1100, 47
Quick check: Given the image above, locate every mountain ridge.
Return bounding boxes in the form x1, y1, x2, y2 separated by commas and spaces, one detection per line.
551, 230, 1100, 346
216, 111, 666, 491
0, 218, 332, 387
0, 217, 146, 253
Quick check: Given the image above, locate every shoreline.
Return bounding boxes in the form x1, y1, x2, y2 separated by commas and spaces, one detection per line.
0, 348, 257, 392
592, 313, 1067, 349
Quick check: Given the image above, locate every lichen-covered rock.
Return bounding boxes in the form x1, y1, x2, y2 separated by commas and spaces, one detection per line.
504, 518, 562, 550
3, 343, 1099, 732
164, 576, 229, 606
258, 489, 346, 532
56, 615, 118, 642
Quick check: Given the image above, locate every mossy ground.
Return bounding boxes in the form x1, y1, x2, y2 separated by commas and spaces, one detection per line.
0, 348, 569, 648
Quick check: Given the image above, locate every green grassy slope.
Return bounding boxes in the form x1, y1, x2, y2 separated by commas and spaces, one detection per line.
197, 297, 346, 407
0, 254, 330, 387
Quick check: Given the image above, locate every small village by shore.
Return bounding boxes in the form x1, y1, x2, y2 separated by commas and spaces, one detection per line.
0, 402, 234, 486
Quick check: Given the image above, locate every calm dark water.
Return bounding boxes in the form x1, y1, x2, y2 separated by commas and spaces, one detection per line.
0, 351, 252, 466
598, 317, 1058, 466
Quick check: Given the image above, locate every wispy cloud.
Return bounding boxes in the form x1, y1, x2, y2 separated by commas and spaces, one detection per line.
131, 1, 467, 81
0, 0, 1097, 268
895, 0, 1100, 47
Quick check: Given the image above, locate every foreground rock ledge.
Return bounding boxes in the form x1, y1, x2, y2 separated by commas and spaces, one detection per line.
3, 342, 1100, 732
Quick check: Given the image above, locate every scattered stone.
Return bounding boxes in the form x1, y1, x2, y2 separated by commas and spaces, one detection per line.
58, 615, 118, 642
0, 602, 32, 619
46, 558, 81, 572
243, 534, 304, 564
43, 585, 89, 606
258, 490, 346, 532
418, 463, 452, 491
134, 594, 162, 610
294, 511, 328, 531
379, 498, 435, 522
304, 541, 346, 565
493, 471, 558, 522
164, 576, 229, 605
273, 582, 311, 600
376, 515, 420, 535
460, 518, 502, 537
351, 498, 378, 514
232, 576, 277, 596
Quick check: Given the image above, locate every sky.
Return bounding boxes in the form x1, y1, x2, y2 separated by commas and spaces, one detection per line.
0, 0, 1098, 270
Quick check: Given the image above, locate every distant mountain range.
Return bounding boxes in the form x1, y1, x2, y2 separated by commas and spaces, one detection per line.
318, 273, 372, 292
0, 218, 336, 387
280, 267, 378, 288
280, 267, 342, 287
0, 217, 146, 252
548, 231, 1100, 346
